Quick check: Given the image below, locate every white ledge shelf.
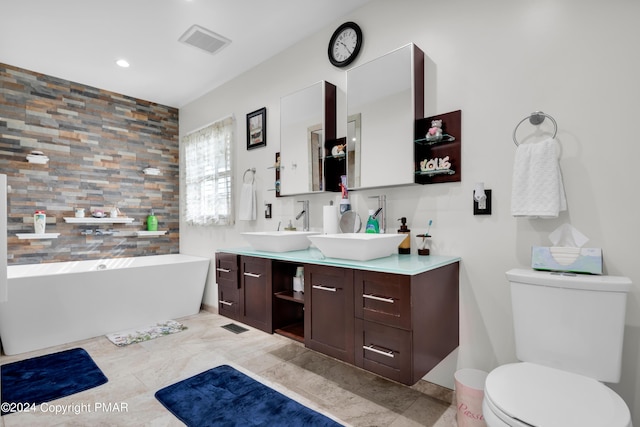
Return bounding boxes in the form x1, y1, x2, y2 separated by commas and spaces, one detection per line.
17, 233, 60, 240
135, 230, 167, 237
63, 217, 135, 224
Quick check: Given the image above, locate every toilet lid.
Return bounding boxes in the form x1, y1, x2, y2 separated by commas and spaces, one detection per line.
485, 362, 631, 427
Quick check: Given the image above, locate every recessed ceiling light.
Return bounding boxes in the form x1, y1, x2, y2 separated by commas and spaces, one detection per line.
116, 59, 130, 68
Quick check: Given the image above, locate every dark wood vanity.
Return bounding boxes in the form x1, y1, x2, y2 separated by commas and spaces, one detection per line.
215, 249, 459, 386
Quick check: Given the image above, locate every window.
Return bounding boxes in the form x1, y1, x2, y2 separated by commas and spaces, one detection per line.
182, 116, 234, 226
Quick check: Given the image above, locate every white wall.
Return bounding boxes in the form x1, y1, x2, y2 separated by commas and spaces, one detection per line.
180, 0, 640, 423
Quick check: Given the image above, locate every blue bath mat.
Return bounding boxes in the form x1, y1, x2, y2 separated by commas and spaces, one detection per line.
155, 364, 342, 426
1, 348, 108, 416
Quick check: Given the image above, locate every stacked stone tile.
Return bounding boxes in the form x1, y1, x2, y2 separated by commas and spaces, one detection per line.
0, 63, 179, 265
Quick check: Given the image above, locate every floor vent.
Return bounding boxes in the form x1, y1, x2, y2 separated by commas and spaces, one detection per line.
221, 323, 249, 334
178, 24, 231, 55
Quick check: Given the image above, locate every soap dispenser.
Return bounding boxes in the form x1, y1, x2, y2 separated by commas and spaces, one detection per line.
365, 209, 380, 233
147, 208, 158, 231
397, 217, 411, 254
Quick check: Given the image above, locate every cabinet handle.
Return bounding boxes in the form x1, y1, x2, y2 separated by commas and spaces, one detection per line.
219, 300, 234, 306
363, 345, 395, 358
243, 272, 262, 278
216, 267, 231, 273
362, 294, 394, 304
312, 284, 337, 292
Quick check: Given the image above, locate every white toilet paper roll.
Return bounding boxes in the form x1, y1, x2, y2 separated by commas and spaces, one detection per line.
323, 205, 339, 234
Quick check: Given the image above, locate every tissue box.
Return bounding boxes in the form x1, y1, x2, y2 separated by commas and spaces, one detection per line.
531, 246, 603, 275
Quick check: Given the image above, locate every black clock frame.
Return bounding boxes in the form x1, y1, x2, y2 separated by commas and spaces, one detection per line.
328, 22, 363, 68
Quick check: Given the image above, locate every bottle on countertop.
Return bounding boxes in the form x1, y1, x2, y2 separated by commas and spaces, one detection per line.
365, 209, 380, 233
339, 175, 351, 215
147, 208, 158, 231
397, 217, 411, 254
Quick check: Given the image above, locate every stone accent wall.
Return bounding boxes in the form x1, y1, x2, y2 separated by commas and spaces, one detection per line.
0, 63, 179, 265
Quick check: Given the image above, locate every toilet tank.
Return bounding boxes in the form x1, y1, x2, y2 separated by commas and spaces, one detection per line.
507, 268, 632, 383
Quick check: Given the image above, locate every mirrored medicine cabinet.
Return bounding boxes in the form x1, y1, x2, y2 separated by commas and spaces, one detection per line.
278, 43, 424, 195
279, 81, 336, 196
347, 43, 424, 189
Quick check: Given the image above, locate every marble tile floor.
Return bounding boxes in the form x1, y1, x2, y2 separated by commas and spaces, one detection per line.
0, 311, 457, 426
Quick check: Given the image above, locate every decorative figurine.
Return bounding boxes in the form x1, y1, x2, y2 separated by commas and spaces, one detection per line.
425, 119, 443, 141
331, 143, 346, 157
420, 156, 451, 172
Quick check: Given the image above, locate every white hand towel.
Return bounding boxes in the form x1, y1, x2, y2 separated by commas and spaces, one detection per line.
239, 182, 256, 221
511, 138, 567, 218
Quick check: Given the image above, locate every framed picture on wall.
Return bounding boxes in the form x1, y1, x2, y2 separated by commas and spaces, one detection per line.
246, 107, 267, 150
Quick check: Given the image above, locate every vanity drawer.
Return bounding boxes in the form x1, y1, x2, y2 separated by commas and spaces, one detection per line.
216, 252, 239, 288
355, 319, 412, 384
218, 282, 240, 320
354, 270, 411, 330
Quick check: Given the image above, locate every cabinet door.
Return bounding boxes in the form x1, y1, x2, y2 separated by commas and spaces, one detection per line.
304, 264, 354, 363
216, 253, 240, 320
240, 256, 272, 333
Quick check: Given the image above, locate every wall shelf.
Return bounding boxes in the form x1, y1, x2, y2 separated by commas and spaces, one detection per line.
63, 217, 135, 224
414, 134, 456, 145
135, 230, 167, 237
324, 137, 346, 192
274, 290, 304, 304
414, 110, 462, 185
273, 152, 281, 197
16, 233, 60, 240
415, 169, 456, 177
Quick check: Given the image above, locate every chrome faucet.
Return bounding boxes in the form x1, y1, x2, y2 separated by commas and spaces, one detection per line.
369, 195, 386, 233
296, 200, 310, 231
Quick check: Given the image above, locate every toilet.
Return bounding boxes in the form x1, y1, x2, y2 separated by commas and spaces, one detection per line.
482, 269, 633, 427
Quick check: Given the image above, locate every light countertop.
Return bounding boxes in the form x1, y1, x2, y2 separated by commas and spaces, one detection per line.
217, 247, 460, 276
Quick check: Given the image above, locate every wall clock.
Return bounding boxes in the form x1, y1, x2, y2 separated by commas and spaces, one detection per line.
328, 22, 363, 68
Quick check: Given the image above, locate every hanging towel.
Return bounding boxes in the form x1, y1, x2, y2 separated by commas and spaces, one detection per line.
239, 182, 256, 221
511, 138, 567, 218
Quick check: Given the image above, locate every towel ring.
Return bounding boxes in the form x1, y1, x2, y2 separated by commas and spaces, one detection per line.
512, 111, 558, 146
243, 168, 256, 183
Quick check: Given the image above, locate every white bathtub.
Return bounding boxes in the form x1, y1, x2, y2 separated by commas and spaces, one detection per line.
0, 254, 210, 355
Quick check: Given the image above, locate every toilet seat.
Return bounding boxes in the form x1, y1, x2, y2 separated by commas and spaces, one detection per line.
484, 362, 631, 427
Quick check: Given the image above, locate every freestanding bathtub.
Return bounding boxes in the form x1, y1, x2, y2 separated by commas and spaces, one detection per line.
0, 254, 210, 355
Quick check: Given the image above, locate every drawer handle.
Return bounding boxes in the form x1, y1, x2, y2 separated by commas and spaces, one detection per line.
219, 300, 234, 306
363, 345, 395, 358
312, 284, 337, 292
243, 272, 262, 278
216, 267, 231, 273
362, 294, 394, 304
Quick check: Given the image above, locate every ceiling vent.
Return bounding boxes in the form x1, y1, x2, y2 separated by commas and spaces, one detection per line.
178, 24, 231, 55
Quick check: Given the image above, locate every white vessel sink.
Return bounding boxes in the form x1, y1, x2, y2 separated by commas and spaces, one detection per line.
241, 231, 319, 252
308, 233, 406, 261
